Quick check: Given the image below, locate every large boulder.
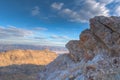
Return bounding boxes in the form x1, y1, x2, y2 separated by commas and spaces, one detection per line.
65, 40, 84, 62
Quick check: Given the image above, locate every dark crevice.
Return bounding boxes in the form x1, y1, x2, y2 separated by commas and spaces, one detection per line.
97, 20, 115, 32
92, 32, 109, 50
98, 20, 120, 35
90, 23, 109, 50
100, 21, 120, 35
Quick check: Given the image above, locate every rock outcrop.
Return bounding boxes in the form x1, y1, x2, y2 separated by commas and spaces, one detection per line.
39, 16, 120, 80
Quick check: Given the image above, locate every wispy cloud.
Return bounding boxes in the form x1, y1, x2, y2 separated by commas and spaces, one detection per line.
31, 6, 40, 16
96, 0, 114, 4
0, 25, 69, 46
33, 27, 48, 31
51, 2, 64, 10
50, 35, 70, 40
0, 25, 33, 39
34, 36, 46, 40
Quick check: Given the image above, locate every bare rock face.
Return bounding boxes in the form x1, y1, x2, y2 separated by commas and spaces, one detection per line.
90, 16, 120, 56
66, 40, 84, 62
39, 16, 120, 80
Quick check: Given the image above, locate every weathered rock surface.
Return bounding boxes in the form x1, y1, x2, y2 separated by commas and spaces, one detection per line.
39, 16, 120, 80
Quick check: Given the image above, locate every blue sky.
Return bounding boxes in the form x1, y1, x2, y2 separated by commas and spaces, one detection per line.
0, 0, 120, 46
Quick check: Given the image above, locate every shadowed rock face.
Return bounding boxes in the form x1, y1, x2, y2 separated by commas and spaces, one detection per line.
39, 16, 120, 80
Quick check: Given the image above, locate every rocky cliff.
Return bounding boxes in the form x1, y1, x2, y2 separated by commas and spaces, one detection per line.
39, 16, 120, 80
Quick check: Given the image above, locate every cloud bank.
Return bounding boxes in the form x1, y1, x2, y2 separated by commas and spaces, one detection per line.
51, 0, 120, 22
0, 26, 33, 39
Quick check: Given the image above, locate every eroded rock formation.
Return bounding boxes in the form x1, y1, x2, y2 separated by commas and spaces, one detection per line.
39, 16, 120, 80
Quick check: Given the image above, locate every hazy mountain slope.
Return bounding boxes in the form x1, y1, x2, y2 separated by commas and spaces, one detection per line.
0, 49, 57, 80
0, 49, 57, 66
0, 64, 44, 80
0, 44, 68, 53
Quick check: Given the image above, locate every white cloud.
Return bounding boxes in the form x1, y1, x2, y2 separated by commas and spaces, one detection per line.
0, 25, 33, 38
115, 6, 120, 16
62, 0, 109, 22
51, 2, 64, 10
96, 0, 114, 4
31, 6, 40, 16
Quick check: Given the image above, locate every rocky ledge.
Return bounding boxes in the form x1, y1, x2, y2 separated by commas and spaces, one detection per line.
39, 16, 120, 80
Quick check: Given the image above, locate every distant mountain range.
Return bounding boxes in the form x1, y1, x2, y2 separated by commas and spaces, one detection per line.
0, 44, 68, 53
0, 49, 57, 80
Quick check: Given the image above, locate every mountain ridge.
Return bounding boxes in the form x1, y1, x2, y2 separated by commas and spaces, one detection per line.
0, 49, 57, 80
0, 49, 57, 66
0, 44, 67, 52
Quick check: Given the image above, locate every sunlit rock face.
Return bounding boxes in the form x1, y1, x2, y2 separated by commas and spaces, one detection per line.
39, 16, 120, 80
